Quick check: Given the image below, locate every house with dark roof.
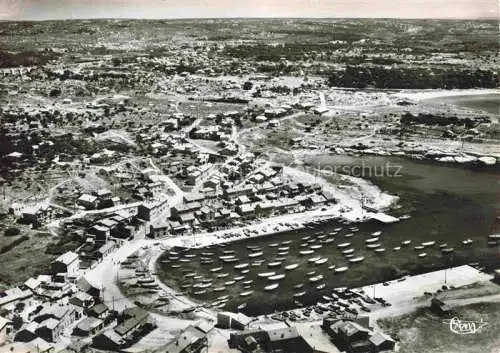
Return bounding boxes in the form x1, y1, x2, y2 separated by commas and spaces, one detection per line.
87, 303, 109, 319
161, 325, 208, 353
76, 277, 100, 298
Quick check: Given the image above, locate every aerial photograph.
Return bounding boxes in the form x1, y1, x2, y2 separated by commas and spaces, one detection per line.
0, 1, 498, 352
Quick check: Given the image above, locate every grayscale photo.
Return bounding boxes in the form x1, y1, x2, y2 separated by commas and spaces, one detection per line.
0, 1, 498, 352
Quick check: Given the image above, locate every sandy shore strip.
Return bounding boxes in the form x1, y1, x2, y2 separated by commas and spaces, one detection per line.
392, 88, 500, 101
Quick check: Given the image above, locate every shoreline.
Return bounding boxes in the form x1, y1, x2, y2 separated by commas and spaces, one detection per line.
392, 88, 500, 101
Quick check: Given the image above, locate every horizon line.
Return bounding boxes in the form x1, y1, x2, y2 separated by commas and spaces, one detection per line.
1, 16, 498, 22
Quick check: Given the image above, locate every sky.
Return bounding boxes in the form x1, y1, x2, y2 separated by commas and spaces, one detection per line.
0, 0, 498, 21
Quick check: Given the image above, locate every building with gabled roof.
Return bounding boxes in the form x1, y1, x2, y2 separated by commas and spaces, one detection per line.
161, 325, 208, 353
51, 251, 79, 276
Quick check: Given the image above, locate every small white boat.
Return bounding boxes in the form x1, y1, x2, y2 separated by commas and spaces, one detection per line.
193, 282, 212, 289
234, 276, 245, 281
314, 258, 328, 265
242, 280, 253, 285
342, 248, 355, 255
237, 302, 247, 310
210, 267, 223, 273
335, 266, 349, 273
193, 290, 206, 295
268, 274, 286, 281
278, 246, 290, 251
310, 244, 323, 250
240, 290, 254, 297
316, 283, 326, 290
309, 275, 324, 283
344, 233, 354, 238
258, 271, 276, 278
349, 256, 365, 263
264, 283, 279, 291
334, 227, 342, 232
234, 263, 249, 269
375, 248, 386, 253
268, 261, 282, 267
269, 243, 279, 247
422, 241, 436, 247
299, 250, 314, 255
328, 264, 336, 270
372, 231, 382, 236
294, 291, 306, 297
216, 273, 229, 278
248, 251, 264, 258
337, 242, 351, 248
366, 243, 381, 249
393, 246, 401, 251
366, 237, 379, 244
219, 255, 235, 260
240, 269, 250, 274
414, 245, 424, 250
418, 252, 427, 258
213, 286, 226, 292
293, 283, 304, 289
402, 240, 411, 246
462, 239, 473, 245
285, 263, 299, 271
441, 247, 455, 254
308, 256, 321, 263
224, 280, 236, 286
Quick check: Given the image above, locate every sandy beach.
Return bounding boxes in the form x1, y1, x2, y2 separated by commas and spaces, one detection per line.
392, 88, 500, 101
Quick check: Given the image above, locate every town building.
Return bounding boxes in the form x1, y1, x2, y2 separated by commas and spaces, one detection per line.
50, 252, 79, 277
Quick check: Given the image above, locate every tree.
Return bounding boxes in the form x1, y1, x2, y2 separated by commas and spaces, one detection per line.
242, 81, 253, 90
4, 227, 20, 237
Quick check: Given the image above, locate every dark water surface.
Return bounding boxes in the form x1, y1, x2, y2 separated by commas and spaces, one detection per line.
158, 156, 499, 315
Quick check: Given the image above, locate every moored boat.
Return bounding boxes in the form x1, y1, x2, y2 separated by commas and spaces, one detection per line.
240, 290, 254, 297
349, 256, 364, 263
268, 274, 286, 281
285, 263, 299, 271
335, 266, 349, 273
248, 251, 264, 258
268, 261, 282, 267
315, 258, 328, 265
258, 271, 276, 278
264, 283, 279, 291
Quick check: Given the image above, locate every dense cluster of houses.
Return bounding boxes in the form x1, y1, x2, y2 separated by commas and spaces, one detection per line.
223, 315, 395, 353
0, 247, 159, 352
145, 162, 336, 237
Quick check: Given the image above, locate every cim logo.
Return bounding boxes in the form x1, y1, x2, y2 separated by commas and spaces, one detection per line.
444, 317, 489, 335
